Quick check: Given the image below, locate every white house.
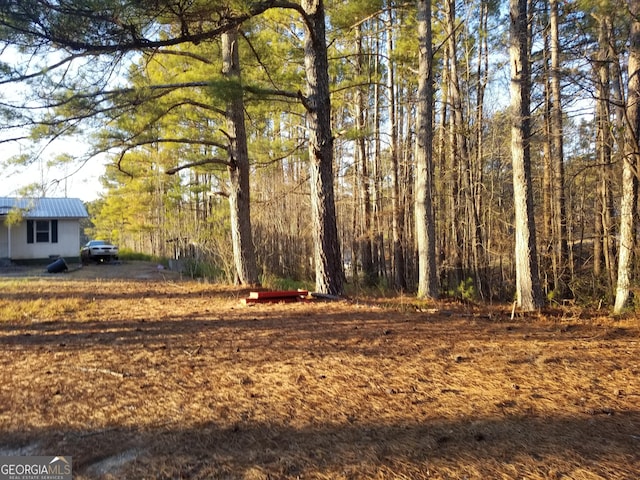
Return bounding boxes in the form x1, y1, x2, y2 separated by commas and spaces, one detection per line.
0, 197, 89, 263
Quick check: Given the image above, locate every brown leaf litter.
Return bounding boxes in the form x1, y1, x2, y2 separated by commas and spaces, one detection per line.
0, 262, 638, 479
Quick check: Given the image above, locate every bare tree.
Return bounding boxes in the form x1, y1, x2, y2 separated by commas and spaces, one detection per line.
386, 7, 406, 291
593, 13, 617, 291
415, 0, 439, 299
548, 0, 569, 297
510, 0, 544, 310
614, 0, 640, 313
354, 26, 375, 287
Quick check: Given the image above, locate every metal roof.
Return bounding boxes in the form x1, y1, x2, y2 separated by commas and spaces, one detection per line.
0, 197, 89, 219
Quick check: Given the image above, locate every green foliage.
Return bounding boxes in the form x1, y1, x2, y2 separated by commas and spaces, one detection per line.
3, 207, 25, 227
260, 272, 314, 292
206, 79, 244, 102
546, 288, 559, 304
2, 153, 32, 168
181, 259, 228, 282
3, 198, 37, 227
447, 278, 478, 302
328, 0, 385, 30
117, 249, 165, 264
565, 274, 612, 308
344, 275, 396, 297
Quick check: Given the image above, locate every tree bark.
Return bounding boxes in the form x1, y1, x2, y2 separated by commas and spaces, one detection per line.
472, 0, 489, 298
355, 26, 375, 286
445, 0, 465, 289
542, 50, 553, 290
510, 0, 544, 310
222, 29, 259, 286
415, 0, 439, 299
372, 34, 386, 282
387, 8, 406, 291
301, 0, 344, 295
614, 0, 640, 313
593, 14, 615, 290
549, 0, 568, 296
437, 40, 451, 279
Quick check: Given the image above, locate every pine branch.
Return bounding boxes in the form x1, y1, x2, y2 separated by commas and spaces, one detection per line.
165, 157, 231, 174
1, 0, 283, 55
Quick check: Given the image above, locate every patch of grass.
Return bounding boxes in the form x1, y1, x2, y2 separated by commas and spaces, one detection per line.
0, 295, 86, 322
180, 259, 228, 282
118, 249, 168, 265
260, 273, 314, 292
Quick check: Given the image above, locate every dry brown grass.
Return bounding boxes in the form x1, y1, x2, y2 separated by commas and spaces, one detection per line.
0, 262, 639, 479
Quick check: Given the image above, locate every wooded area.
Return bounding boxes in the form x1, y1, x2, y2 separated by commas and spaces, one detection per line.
1, 0, 639, 312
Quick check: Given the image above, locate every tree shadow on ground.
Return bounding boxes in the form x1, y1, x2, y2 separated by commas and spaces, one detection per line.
0, 303, 634, 349
1, 413, 639, 479
1, 280, 638, 479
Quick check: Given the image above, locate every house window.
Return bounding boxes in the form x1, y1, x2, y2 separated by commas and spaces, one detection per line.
26, 220, 58, 244
36, 221, 49, 242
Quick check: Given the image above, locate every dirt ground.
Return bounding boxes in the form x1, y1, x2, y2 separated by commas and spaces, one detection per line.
0, 259, 181, 281
0, 261, 638, 479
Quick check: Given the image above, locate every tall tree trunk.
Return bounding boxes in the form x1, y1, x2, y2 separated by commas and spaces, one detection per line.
415, 0, 439, 299
609, 30, 627, 291
446, 0, 466, 287
472, 0, 489, 299
301, 0, 344, 296
549, 0, 568, 296
400, 81, 412, 283
437, 42, 451, 277
542, 52, 553, 293
355, 26, 375, 286
593, 14, 615, 291
387, 7, 406, 291
372, 21, 384, 280
222, 29, 259, 285
510, 0, 544, 310
614, 0, 640, 313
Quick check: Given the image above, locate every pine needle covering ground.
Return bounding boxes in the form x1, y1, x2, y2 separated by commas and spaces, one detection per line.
0, 263, 638, 479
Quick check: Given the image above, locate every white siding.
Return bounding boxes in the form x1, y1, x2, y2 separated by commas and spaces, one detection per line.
11, 219, 81, 260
